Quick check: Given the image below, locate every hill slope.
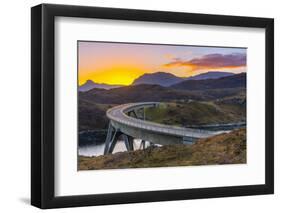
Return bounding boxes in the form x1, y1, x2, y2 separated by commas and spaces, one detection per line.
78, 128, 246, 170
171, 73, 246, 90
80, 84, 244, 104
145, 101, 246, 126
186, 71, 234, 81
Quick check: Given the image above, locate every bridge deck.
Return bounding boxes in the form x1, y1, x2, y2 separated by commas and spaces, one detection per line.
106, 102, 220, 139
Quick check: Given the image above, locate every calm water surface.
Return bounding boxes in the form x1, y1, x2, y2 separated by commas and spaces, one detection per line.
78, 139, 151, 157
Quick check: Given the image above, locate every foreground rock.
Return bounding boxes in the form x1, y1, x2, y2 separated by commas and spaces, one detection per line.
78, 128, 246, 170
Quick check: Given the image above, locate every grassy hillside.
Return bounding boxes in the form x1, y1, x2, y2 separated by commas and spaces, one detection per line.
78, 128, 246, 170
145, 101, 246, 126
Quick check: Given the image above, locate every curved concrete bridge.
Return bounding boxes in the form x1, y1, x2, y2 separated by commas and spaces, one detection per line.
104, 102, 221, 155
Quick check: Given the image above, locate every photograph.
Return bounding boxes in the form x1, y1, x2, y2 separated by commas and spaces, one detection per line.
78, 41, 247, 170
30, 3, 274, 209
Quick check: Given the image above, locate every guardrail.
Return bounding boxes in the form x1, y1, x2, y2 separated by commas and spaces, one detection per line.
106, 102, 218, 138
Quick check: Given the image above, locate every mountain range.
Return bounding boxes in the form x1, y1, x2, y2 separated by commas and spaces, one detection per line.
80, 73, 246, 104
79, 71, 236, 91
131, 71, 235, 87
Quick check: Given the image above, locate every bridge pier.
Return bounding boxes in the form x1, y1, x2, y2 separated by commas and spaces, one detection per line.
128, 110, 139, 119
127, 107, 148, 120
104, 122, 135, 155
140, 140, 146, 149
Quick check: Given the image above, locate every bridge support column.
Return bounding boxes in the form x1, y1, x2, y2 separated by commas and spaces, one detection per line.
140, 140, 146, 149
107, 131, 122, 154
128, 108, 147, 120
104, 122, 120, 155
104, 122, 135, 155
122, 134, 134, 152
128, 110, 139, 119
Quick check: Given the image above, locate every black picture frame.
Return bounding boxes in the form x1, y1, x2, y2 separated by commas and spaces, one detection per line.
31, 3, 274, 209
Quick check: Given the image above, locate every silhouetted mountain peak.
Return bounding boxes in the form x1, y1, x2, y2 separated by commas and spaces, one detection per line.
79, 80, 122, 92
132, 72, 183, 87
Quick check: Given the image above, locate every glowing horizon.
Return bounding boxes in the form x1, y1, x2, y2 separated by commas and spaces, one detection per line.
78, 41, 247, 86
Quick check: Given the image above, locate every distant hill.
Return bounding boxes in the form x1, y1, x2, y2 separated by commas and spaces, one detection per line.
80, 83, 245, 105
79, 83, 246, 131
132, 72, 183, 87
79, 80, 122, 92
186, 71, 234, 81
171, 73, 246, 90
80, 84, 198, 104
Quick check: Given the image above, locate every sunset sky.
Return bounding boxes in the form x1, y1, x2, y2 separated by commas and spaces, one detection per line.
78, 41, 246, 86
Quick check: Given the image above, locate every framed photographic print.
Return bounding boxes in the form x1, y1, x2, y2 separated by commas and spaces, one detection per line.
31, 3, 274, 209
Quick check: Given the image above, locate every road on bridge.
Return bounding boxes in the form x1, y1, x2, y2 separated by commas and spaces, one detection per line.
103, 102, 227, 154
106, 102, 220, 139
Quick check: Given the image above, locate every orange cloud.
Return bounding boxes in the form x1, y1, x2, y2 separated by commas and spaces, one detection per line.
163, 53, 246, 71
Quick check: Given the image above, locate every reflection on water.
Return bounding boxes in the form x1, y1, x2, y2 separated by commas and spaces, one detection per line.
79, 139, 148, 157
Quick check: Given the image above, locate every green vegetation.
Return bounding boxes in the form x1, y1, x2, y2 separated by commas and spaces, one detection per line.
78, 128, 246, 170
145, 101, 245, 127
